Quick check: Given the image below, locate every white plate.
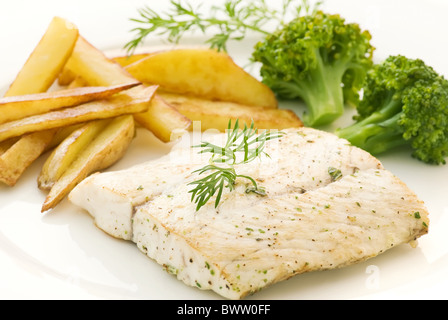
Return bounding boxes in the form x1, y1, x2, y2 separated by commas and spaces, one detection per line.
1, 0, 448, 300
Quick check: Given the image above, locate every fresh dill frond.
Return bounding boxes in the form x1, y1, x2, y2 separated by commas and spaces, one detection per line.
125, 0, 321, 53
188, 119, 283, 211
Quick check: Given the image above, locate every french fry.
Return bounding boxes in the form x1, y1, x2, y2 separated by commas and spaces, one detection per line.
45, 124, 84, 150
63, 36, 191, 142
0, 130, 59, 186
159, 92, 303, 131
63, 36, 137, 86
41, 115, 135, 212
125, 48, 278, 109
0, 16, 79, 185
134, 95, 191, 142
5, 16, 79, 97
135, 96, 191, 142
0, 82, 139, 124
0, 85, 157, 143
38, 119, 110, 190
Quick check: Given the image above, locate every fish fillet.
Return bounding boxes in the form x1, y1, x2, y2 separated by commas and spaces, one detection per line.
69, 127, 429, 299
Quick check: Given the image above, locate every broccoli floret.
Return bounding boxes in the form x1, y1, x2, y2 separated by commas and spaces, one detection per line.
251, 10, 374, 127
336, 55, 448, 165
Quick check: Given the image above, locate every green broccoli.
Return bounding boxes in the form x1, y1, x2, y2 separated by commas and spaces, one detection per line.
251, 10, 374, 127
336, 55, 448, 165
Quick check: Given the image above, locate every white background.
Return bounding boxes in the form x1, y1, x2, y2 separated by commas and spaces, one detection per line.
1, 0, 448, 300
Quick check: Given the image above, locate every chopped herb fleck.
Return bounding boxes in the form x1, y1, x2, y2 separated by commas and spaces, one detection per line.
328, 167, 342, 181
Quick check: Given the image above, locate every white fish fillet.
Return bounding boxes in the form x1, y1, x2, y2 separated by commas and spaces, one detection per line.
69, 127, 429, 299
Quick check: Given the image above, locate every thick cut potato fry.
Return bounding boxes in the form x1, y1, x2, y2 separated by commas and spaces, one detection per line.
45, 124, 84, 151
38, 119, 110, 190
134, 95, 191, 142
5, 17, 78, 97
41, 115, 135, 212
0, 85, 157, 143
64, 36, 190, 141
63, 36, 137, 86
0, 82, 139, 124
0, 130, 58, 186
125, 48, 278, 109
159, 92, 303, 132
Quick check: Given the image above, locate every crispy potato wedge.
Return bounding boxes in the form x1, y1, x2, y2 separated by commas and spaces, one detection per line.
159, 92, 303, 131
0, 130, 58, 186
5, 17, 78, 97
134, 95, 191, 142
0, 82, 139, 124
0, 85, 157, 143
64, 37, 190, 141
41, 115, 135, 212
63, 36, 137, 86
38, 119, 110, 190
125, 48, 278, 109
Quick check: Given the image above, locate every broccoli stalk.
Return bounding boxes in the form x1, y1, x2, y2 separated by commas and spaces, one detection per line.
268, 51, 347, 126
336, 93, 405, 154
252, 11, 374, 127
337, 55, 448, 165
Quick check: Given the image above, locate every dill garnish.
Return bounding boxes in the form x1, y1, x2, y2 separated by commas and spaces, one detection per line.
125, 0, 320, 53
188, 119, 282, 211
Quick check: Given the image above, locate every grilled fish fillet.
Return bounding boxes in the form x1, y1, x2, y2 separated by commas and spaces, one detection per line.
69, 127, 429, 299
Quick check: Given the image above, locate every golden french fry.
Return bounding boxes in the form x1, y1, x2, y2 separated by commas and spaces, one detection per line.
0, 130, 58, 186
64, 36, 190, 141
0, 82, 139, 124
41, 115, 135, 212
5, 17, 79, 97
134, 95, 191, 142
45, 124, 85, 151
0, 85, 157, 143
159, 92, 303, 131
38, 119, 110, 190
63, 36, 137, 86
125, 48, 278, 109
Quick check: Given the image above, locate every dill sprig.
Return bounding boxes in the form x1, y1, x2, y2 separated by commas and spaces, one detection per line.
188, 119, 283, 211
125, 0, 320, 53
